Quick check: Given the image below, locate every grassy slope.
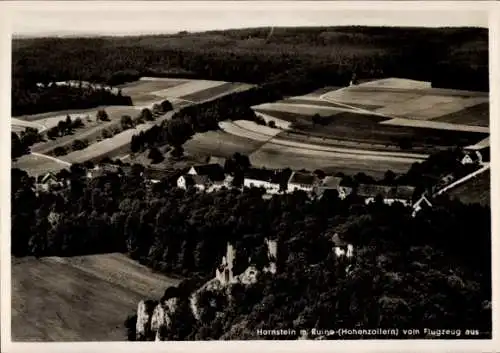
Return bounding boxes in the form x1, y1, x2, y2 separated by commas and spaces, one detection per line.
448, 169, 490, 206
12, 253, 181, 341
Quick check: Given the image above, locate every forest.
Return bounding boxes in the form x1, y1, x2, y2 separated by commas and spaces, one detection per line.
11, 162, 491, 340
12, 83, 133, 116
12, 27, 488, 116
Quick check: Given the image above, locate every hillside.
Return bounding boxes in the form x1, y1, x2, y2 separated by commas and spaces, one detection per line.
11, 253, 181, 341
448, 169, 490, 206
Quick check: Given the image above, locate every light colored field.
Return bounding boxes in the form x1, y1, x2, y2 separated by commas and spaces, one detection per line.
356, 78, 432, 90
434, 102, 489, 127
322, 87, 421, 107
149, 80, 228, 99
180, 82, 254, 103
375, 96, 488, 120
11, 118, 48, 133
466, 136, 490, 150
12, 153, 69, 176
184, 130, 264, 158
60, 111, 175, 164
12, 253, 180, 341
380, 118, 490, 133
448, 170, 490, 206
251, 102, 347, 116
219, 120, 281, 142
250, 145, 414, 178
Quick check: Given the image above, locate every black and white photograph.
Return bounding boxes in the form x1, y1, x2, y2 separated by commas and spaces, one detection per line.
1, 0, 498, 351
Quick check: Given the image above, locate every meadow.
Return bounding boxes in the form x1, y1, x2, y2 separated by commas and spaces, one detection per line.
12, 253, 181, 341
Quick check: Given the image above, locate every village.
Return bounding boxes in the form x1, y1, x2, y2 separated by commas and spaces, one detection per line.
33, 142, 490, 221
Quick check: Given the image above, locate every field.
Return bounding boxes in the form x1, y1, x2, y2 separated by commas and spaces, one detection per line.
448, 170, 490, 206
11, 253, 181, 341
434, 102, 489, 127
180, 82, 254, 103
252, 109, 487, 154
321, 80, 489, 125
220, 120, 426, 178
12, 153, 70, 176
12, 77, 255, 174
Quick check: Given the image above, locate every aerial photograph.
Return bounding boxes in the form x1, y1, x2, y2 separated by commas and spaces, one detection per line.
7, 2, 491, 344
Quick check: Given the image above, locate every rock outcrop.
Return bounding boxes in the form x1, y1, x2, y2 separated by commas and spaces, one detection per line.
134, 237, 279, 341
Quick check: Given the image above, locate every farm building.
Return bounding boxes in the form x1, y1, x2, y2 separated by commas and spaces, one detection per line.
412, 194, 433, 217
187, 163, 225, 181
463, 146, 490, 164
356, 184, 416, 206
35, 172, 65, 192
287, 171, 320, 193
87, 164, 122, 179
177, 175, 210, 191
315, 176, 353, 199
243, 168, 292, 194
331, 233, 354, 259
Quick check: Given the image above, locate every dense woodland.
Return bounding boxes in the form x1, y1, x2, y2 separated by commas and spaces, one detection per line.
13, 27, 488, 116
11, 164, 491, 339
12, 83, 133, 116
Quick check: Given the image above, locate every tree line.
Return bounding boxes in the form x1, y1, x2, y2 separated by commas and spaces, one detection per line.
12, 82, 133, 116
13, 27, 488, 115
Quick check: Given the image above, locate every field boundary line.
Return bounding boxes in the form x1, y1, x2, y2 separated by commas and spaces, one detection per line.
31, 152, 71, 167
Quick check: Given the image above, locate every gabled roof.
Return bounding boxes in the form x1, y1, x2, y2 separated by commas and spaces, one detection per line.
288, 171, 319, 186
245, 168, 292, 184
189, 164, 225, 181
357, 184, 416, 200
319, 176, 343, 189
38, 172, 58, 184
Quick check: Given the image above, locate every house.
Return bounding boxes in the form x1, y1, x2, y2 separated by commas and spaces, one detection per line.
86, 163, 122, 179
35, 172, 64, 192
287, 171, 320, 193
460, 151, 480, 165
243, 168, 292, 194
357, 184, 416, 206
315, 176, 353, 199
177, 174, 210, 191
331, 233, 354, 259
412, 194, 433, 217
187, 164, 225, 181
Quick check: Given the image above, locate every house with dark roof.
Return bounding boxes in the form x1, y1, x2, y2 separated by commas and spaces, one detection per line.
243, 168, 292, 194
187, 164, 225, 181
357, 184, 416, 206
87, 164, 122, 179
462, 146, 490, 165
177, 174, 210, 191
315, 176, 353, 199
287, 171, 320, 193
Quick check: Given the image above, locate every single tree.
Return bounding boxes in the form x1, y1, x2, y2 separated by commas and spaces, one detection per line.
121, 115, 134, 130
148, 147, 164, 164
97, 109, 110, 122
